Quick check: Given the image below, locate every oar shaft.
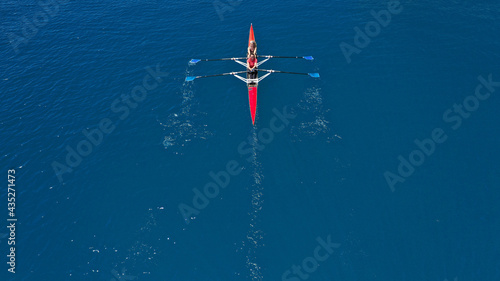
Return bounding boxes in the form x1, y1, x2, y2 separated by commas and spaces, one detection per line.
259, 69, 320, 78
259, 69, 308, 75
257, 56, 314, 60
203, 58, 246, 61
258, 56, 300, 59
187, 71, 247, 81
190, 57, 247, 63
201, 71, 244, 78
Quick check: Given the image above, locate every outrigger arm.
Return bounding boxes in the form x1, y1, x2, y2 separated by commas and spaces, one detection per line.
232, 72, 272, 84
232, 57, 270, 67
233, 59, 247, 67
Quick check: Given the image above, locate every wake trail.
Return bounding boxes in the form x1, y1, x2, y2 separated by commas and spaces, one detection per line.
245, 128, 264, 281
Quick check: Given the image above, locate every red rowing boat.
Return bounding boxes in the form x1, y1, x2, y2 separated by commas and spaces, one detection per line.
247, 24, 258, 125
186, 25, 319, 125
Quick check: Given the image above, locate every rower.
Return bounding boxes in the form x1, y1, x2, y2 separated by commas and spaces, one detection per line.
247, 40, 257, 57
247, 54, 258, 79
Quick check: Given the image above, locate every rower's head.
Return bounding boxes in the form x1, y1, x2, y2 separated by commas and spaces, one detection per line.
249, 54, 256, 60
249, 41, 257, 49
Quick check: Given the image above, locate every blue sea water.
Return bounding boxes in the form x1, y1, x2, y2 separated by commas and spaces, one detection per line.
1, 0, 500, 280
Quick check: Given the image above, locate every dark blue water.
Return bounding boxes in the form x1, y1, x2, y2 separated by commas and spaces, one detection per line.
1, 0, 499, 280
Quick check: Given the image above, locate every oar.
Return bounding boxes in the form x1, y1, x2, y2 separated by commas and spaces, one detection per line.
259, 69, 320, 78
185, 71, 248, 82
257, 55, 314, 61
189, 58, 247, 64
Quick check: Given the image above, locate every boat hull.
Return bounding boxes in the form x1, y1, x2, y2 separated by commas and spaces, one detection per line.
248, 24, 257, 125
248, 85, 257, 125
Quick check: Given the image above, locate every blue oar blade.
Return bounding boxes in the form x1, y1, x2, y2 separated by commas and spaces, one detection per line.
304, 56, 314, 61
308, 73, 320, 78
185, 76, 197, 82
189, 59, 201, 64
